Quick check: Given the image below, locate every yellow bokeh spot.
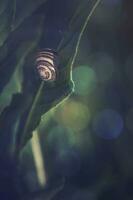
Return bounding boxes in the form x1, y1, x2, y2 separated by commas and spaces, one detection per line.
54, 100, 90, 131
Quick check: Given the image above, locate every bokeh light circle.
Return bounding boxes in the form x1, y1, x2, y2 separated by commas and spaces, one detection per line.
92, 109, 123, 139
54, 100, 90, 131
89, 53, 115, 83
47, 125, 74, 150
73, 65, 96, 96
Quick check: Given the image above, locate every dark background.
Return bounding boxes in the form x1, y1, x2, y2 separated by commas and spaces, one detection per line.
0, 0, 133, 199
20, 0, 133, 199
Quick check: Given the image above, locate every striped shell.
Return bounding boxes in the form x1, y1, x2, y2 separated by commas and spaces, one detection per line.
36, 49, 57, 81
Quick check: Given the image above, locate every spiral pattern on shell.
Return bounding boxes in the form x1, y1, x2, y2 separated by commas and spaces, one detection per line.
36, 49, 57, 81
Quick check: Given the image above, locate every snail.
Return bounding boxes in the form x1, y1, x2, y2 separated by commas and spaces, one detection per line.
36, 49, 57, 82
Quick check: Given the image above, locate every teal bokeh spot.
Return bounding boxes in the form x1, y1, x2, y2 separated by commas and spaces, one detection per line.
73, 66, 96, 96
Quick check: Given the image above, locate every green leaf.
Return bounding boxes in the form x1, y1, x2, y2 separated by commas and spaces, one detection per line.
0, 0, 98, 159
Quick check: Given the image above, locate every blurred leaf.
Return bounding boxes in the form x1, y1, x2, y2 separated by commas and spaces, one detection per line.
0, 3, 74, 158
0, 0, 93, 159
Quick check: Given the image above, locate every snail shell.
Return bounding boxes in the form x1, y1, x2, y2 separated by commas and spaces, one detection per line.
36, 49, 57, 81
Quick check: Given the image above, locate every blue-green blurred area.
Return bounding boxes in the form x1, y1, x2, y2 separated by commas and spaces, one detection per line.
1, 0, 133, 199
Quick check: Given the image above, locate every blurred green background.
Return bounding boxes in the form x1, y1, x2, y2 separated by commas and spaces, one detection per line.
21, 1, 133, 199
1, 0, 133, 199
